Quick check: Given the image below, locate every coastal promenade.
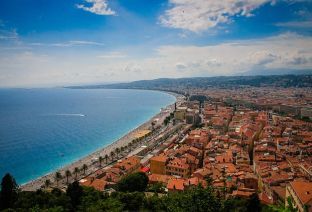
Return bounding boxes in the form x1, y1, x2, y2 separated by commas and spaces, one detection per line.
21, 92, 185, 191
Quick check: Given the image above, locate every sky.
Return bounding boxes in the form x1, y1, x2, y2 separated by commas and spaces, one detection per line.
0, 0, 311, 87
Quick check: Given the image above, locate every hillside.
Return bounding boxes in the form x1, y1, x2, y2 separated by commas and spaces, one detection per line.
67, 75, 312, 90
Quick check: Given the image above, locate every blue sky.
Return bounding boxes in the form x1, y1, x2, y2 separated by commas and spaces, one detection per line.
0, 0, 311, 87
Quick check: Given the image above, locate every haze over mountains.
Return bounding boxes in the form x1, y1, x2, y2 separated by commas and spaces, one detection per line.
67, 74, 312, 90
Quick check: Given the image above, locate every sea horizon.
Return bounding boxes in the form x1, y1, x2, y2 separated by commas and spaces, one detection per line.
0, 88, 176, 184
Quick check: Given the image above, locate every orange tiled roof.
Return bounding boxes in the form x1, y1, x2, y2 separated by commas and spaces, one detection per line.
290, 181, 312, 205
80, 177, 107, 191
167, 178, 186, 191
148, 174, 175, 184
113, 155, 141, 173
167, 158, 190, 170
150, 154, 168, 163
259, 192, 274, 205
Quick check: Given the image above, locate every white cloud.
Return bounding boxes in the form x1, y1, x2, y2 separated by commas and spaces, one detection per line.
0, 29, 18, 40
159, 0, 273, 32
249, 51, 278, 65
157, 33, 312, 74
30, 40, 105, 47
76, 0, 115, 16
0, 33, 311, 87
275, 21, 312, 28
97, 51, 127, 59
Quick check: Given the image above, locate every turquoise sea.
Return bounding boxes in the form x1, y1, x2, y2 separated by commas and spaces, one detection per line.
0, 88, 175, 184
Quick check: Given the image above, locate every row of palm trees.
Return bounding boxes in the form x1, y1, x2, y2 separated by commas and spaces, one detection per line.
46, 163, 89, 188
98, 133, 152, 167
47, 130, 155, 189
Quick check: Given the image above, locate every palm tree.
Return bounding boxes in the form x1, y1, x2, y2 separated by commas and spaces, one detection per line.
44, 179, 51, 188
82, 164, 88, 176
110, 151, 115, 160
120, 146, 124, 153
65, 170, 72, 184
151, 121, 155, 130
55, 172, 62, 187
104, 154, 109, 164
73, 167, 80, 180
99, 156, 103, 167
115, 148, 120, 158
128, 142, 132, 151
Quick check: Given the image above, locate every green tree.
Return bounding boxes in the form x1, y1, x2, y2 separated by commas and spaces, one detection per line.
65, 170, 71, 184
115, 148, 120, 159
144, 194, 166, 211
73, 167, 80, 180
151, 121, 156, 130
287, 196, 298, 212
222, 197, 247, 212
205, 176, 213, 186
104, 154, 109, 164
98, 156, 103, 167
116, 172, 148, 192
87, 198, 124, 212
44, 179, 51, 189
66, 181, 83, 209
164, 117, 169, 126
128, 143, 133, 151
54, 172, 62, 187
82, 164, 88, 176
0, 173, 18, 210
247, 193, 261, 212
14, 188, 71, 211
164, 185, 221, 212
147, 182, 166, 193
112, 192, 144, 211
110, 151, 115, 160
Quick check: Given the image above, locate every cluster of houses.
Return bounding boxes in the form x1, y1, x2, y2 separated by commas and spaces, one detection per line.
80, 155, 141, 191
79, 99, 312, 211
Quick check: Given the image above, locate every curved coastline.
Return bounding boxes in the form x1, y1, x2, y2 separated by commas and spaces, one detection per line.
20, 90, 181, 191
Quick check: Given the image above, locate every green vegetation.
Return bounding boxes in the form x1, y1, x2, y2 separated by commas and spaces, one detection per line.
0, 173, 294, 212
0, 173, 18, 210
81, 164, 88, 176
163, 113, 174, 126
116, 172, 148, 192
73, 167, 80, 180
54, 172, 62, 187
98, 156, 103, 167
65, 170, 72, 185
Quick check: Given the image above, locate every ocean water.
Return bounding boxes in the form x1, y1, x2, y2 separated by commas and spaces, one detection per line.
0, 88, 175, 184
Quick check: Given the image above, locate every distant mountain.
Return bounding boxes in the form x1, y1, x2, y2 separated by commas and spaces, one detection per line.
66, 74, 312, 90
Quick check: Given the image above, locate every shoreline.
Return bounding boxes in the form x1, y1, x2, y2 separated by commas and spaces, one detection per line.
20, 91, 183, 191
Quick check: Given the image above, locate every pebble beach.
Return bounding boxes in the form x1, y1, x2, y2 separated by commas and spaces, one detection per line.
20, 92, 182, 191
